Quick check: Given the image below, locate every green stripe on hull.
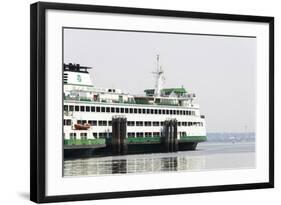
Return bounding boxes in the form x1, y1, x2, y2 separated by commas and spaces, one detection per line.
127, 136, 161, 144
64, 139, 105, 145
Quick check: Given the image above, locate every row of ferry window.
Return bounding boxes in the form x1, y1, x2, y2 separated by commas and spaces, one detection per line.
64, 105, 196, 116
68, 131, 188, 139
64, 119, 203, 127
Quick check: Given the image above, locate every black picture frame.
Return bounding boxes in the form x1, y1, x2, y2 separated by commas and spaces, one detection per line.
30, 2, 274, 203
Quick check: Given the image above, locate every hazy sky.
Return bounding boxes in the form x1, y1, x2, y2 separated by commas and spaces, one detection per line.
64, 28, 256, 132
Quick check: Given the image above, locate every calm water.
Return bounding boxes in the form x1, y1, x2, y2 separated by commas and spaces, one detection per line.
64, 142, 255, 177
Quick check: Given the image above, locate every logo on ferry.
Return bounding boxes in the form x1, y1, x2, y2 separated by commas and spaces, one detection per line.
77, 74, 82, 82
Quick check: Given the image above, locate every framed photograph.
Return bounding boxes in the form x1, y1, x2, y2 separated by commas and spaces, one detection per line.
30, 2, 274, 203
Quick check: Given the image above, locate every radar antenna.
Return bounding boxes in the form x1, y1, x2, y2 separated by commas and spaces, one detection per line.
152, 54, 165, 97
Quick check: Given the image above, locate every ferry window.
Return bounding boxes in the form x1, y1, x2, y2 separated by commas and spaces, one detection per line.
134, 108, 137, 113
80, 106, 85, 112
127, 121, 135, 126
145, 132, 152, 137
70, 133, 76, 140
137, 108, 141, 114
177, 122, 181, 126
155, 109, 158, 114
75, 106, 79, 111
129, 108, 133, 113
96, 106, 100, 112
64, 105, 68, 111
101, 107, 105, 112
116, 107, 120, 113
88, 120, 97, 126
188, 122, 192, 126
180, 110, 183, 115
69, 105, 74, 111
188, 111, 191, 115
160, 121, 164, 126
77, 120, 82, 124
91, 106, 95, 112
99, 133, 107, 139
66, 119, 71, 125
136, 132, 144, 137
125, 108, 129, 113
151, 109, 154, 114
86, 106, 90, 112
169, 110, 173, 115
153, 121, 159, 126
106, 107, 110, 112
93, 133, 97, 138
98, 121, 103, 126
153, 132, 160, 137
108, 121, 112, 126
142, 109, 146, 114
82, 120, 86, 124
176, 110, 179, 115
121, 108, 124, 113
103, 121, 107, 126
146, 109, 150, 114
173, 110, 176, 115
111, 107, 115, 113
145, 121, 151, 126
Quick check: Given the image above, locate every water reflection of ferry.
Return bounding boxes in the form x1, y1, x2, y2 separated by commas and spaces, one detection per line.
64, 155, 206, 176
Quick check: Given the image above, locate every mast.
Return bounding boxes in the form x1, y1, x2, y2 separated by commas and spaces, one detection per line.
153, 54, 165, 97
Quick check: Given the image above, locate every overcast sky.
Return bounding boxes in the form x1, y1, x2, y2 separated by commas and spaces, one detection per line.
63, 28, 256, 133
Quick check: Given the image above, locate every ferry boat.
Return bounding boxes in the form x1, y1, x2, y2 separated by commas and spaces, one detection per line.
63, 56, 207, 154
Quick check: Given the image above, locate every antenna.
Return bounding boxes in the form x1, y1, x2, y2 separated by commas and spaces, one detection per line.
152, 54, 165, 97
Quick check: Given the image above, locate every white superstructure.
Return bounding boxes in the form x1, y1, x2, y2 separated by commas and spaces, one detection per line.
63, 59, 206, 148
